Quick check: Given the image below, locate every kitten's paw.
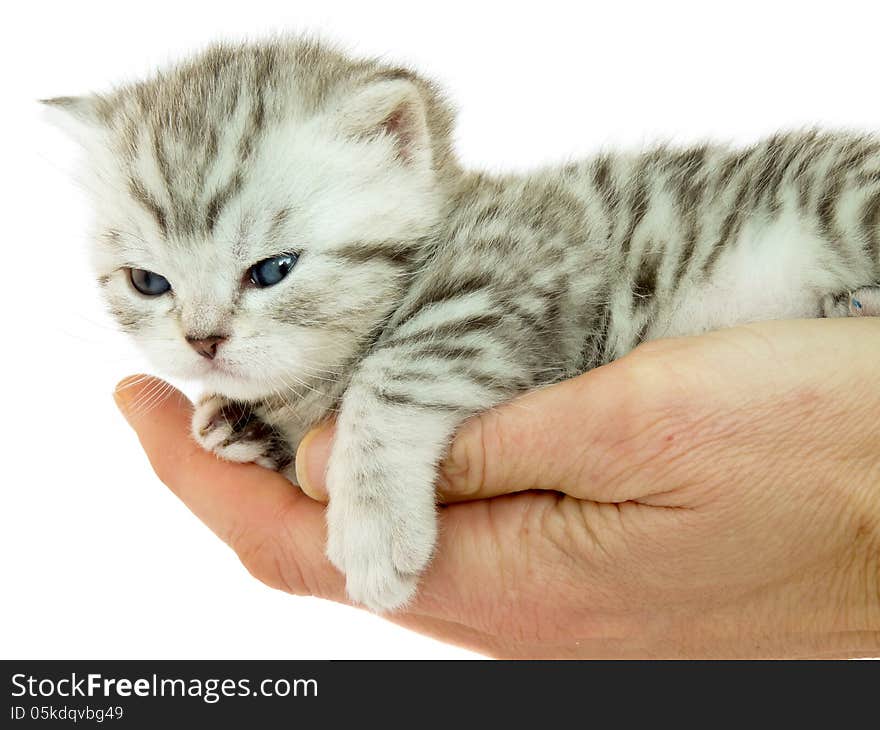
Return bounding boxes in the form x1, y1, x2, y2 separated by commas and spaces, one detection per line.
821, 286, 880, 317
325, 469, 437, 613
191, 395, 292, 471
847, 286, 880, 317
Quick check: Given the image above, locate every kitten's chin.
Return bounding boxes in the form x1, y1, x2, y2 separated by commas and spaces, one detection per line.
200, 370, 274, 403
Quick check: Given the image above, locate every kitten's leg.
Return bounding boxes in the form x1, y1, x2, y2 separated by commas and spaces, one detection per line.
192, 394, 294, 471
325, 350, 503, 613
821, 286, 880, 317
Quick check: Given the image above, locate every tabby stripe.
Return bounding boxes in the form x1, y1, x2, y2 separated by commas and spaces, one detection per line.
750, 135, 785, 209
238, 92, 266, 160
407, 343, 483, 361
856, 170, 880, 186
838, 140, 880, 172
472, 203, 502, 229
373, 387, 465, 412
795, 136, 832, 211
577, 322, 609, 371
450, 366, 526, 393
671, 227, 697, 293
635, 317, 651, 346
390, 365, 517, 393
632, 246, 660, 304
128, 178, 168, 235
176, 199, 200, 237
191, 128, 220, 198
767, 137, 807, 213
592, 304, 613, 366
620, 165, 650, 260
700, 176, 751, 279
817, 170, 845, 240
715, 150, 750, 194
670, 147, 714, 292
388, 370, 439, 384
494, 295, 545, 330
860, 189, 880, 266
333, 241, 417, 268
265, 208, 291, 247
541, 296, 563, 337
671, 146, 708, 175
394, 275, 493, 328
592, 154, 621, 219
384, 313, 504, 348
818, 140, 880, 243
152, 130, 174, 199
205, 172, 244, 232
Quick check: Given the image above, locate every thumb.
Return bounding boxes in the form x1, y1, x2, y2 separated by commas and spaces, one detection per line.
296, 354, 673, 504
295, 423, 335, 502
436, 360, 661, 503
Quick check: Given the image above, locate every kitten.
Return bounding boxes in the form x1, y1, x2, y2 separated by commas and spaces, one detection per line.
46, 38, 880, 612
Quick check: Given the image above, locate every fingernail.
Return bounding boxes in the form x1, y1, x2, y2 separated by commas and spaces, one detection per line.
295, 424, 333, 502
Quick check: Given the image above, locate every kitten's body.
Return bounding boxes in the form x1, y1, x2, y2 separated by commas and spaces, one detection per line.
48, 39, 880, 611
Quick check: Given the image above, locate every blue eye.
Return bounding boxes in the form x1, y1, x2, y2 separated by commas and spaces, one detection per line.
249, 252, 298, 288
129, 268, 171, 296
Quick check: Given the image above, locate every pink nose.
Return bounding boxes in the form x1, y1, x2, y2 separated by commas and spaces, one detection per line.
186, 335, 227, 360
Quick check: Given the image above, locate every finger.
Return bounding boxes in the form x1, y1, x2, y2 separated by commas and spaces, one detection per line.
295, 423, 333, 502
436, 366, 640, 502
296, 352, 676, 504
114, 375, 345, 601
112, 377, 613, 633
114, 374, 291, 543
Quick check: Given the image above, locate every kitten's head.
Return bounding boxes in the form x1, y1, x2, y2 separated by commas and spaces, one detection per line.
47, 39, 458, 401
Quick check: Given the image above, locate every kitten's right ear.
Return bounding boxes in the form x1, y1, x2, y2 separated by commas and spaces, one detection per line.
336, 74, 432, 168
40, 95, 106, 147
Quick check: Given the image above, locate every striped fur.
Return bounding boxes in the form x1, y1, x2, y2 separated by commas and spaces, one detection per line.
48, 38, 880, 612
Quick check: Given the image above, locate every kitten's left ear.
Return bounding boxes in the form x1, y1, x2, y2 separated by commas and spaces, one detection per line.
40, 95, 107, 148
337, 74, 431, 167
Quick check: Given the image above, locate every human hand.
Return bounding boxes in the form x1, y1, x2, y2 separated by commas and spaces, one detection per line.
114, 318, 880, 658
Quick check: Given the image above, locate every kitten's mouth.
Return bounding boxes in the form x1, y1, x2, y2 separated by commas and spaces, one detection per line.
200, 358, 243, 379
198, 358, 273, 402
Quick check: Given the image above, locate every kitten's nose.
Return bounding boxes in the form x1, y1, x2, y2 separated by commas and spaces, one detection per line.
185, 334, 227, 360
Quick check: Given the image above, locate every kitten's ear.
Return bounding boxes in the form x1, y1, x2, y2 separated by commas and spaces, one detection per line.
337, 75, 431, 166
40, 95, 106, 147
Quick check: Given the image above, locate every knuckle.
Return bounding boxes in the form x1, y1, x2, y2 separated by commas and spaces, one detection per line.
585, 350, 710, 484
611, 345, 705, 432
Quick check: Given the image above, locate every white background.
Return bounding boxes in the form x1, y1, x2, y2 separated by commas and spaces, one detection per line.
3, 0, 879, 659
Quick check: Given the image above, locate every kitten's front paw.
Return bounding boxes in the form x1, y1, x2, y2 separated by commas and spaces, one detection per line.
325, 462, 437, 613
191, 395, 292, 471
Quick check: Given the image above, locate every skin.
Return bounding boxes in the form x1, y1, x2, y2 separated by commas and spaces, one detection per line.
114, 318, 880, 658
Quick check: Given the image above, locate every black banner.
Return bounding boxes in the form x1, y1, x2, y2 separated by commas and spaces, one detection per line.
3, 660, 877, 726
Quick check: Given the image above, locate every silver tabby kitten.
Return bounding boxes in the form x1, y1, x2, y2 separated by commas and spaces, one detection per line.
47, 38, 880, 612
